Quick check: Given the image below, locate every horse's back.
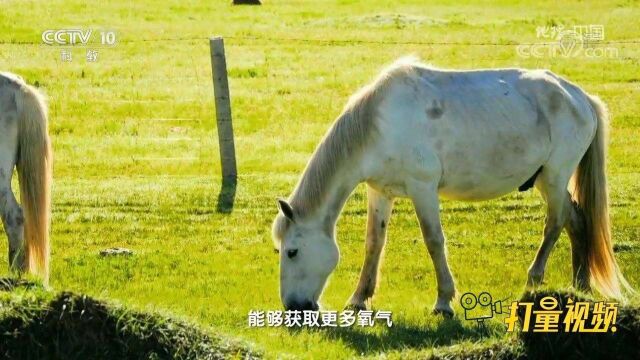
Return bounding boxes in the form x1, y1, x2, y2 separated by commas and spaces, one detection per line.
368, 63, 595, 200
0, 72, 25, 116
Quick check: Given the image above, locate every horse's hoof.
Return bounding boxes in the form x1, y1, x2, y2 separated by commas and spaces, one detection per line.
344, 302, 367, 312
527, 268, 545, 285
433, 307, 454, 318
526, 280, 546, 289
573, 277, 591, 293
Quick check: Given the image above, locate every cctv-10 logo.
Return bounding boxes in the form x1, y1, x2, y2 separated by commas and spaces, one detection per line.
42, 29, 116, 46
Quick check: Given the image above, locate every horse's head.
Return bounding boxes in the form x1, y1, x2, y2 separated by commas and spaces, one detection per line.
272, 199, 339, 311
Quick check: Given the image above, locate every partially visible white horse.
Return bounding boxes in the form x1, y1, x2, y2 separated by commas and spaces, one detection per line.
0, 72, 52, 282
273, 57, 632, 315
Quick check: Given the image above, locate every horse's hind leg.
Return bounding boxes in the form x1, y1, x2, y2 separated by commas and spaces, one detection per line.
0, 132, 25, 272
527, 171, 572, 287
347, 186, 393, 310
0, 179, 25, 272
565, 196, 590, 291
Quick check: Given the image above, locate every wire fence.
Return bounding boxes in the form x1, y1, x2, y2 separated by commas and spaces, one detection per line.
2, 34, 639, 167
2, 34, 640, 47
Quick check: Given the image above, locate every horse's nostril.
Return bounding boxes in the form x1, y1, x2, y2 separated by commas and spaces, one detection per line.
287, 249, 298, 259
285, 300, 318, 312
304, 301, 319, 311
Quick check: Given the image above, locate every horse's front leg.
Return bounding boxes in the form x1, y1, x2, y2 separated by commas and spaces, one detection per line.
346, 186, 393, 310
409, 182, 456, 316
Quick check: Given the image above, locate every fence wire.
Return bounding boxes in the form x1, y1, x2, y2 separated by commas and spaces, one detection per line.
1, 35, 640, 47
2, 34, 638, 165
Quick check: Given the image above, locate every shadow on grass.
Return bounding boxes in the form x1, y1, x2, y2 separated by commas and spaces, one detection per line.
216, 176, 237, 214
289, 317, 501, 354
0, 277, 41, 291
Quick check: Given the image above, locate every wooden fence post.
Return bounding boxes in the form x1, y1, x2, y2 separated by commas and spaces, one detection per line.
210, 36, 238, 181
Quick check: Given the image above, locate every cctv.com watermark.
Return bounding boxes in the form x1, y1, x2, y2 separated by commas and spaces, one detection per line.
248, 310, 393, 328
517, 24, 619, 58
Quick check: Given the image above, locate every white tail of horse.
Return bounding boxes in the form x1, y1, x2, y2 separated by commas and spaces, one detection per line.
572, 95, 631, 298
16, 84, 52, 282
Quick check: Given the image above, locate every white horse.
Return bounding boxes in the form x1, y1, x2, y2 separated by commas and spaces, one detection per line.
0, 72, 52, 282
272, 57, 632, 315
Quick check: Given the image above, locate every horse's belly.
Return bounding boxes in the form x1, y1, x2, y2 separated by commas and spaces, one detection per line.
437, 143, 548, 201
429, 95, 551, 200
438, 170, 537, 201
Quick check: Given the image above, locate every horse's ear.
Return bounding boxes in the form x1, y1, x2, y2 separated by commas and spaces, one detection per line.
277, 198, 295, 222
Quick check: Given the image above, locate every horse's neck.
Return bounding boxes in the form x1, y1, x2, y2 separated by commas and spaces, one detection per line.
321, 170, 362, 230
295, 163, 363, 232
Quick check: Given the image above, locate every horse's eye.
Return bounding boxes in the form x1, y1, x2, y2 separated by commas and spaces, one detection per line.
287, 249, 298, 259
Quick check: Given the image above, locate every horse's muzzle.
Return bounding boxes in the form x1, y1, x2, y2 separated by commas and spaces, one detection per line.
284, 299, 319, 312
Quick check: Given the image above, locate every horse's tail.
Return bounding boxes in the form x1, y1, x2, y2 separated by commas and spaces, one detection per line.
571, 95, 631, 298
16, 83, 52, 283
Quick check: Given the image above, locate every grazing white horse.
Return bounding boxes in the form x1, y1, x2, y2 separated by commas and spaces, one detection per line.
272, 57, 632, 315
0, 72, 52, 282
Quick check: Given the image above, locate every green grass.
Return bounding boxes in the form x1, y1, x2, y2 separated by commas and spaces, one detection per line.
0, 281, 259, 359
1, 0, 639, 358
4, 285, 639, 359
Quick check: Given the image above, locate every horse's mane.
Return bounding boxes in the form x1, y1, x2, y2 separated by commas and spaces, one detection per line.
283, 57, 420, 222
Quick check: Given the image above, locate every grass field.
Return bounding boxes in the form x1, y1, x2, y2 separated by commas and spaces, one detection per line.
1, 0, 640, 358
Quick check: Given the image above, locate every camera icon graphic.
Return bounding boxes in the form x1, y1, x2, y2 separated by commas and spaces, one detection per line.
460, 292, 503, 324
